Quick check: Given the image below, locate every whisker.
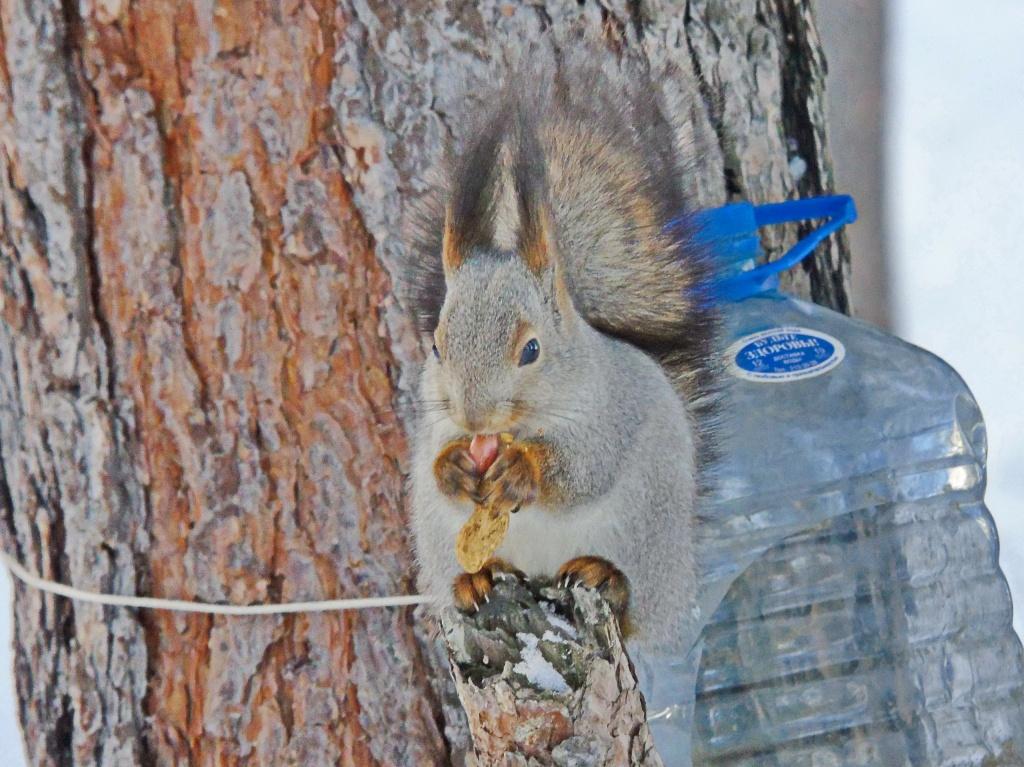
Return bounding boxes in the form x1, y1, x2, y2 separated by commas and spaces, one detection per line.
407, 398, 453, 416
415, 404, 452, 414
420, 412, 455, 430
505, 400, 587, 426
510, 399, 589, 418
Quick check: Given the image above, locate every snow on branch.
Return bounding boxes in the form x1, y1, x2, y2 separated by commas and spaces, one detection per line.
441, 574, 663, 767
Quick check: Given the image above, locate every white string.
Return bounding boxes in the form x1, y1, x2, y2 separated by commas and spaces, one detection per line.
2, 552, 663, 718
0, 551, 434, 614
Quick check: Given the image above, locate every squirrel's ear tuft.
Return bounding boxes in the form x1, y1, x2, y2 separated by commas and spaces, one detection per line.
518, 201, 557, 275
441, 206, 465, 277
550, 257, 576, 320
513, 119, 557, 275
440, 108, 508, 278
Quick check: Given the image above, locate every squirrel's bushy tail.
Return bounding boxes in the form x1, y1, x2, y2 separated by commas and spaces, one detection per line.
402, 54, 721, 467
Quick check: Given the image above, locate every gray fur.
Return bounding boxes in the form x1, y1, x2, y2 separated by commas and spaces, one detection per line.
402, 57, 720, 464
406, 61, 715, 650
411, 255, 698, 649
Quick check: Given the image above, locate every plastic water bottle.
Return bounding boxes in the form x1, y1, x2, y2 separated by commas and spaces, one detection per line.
636, 197, 1024, 766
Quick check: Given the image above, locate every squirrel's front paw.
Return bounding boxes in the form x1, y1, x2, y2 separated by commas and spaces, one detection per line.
433, 439, 480, 502
452, 558, 523, 611
557, 556, 631, 628
478, 441, 545, 513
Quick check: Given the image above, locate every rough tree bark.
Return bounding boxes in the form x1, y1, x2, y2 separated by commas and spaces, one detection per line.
444, 577, 664, 767
0, 1, 848, 765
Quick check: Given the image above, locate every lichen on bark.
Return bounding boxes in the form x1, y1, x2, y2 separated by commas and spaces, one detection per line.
443, 575, 663, 767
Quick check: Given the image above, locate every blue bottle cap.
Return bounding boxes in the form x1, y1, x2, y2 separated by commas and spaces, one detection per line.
672, 195, 858, 302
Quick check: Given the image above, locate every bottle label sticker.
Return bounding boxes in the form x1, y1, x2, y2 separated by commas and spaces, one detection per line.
726, 326, 845, 383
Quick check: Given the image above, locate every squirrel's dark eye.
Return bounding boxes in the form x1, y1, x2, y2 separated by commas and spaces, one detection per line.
519, 338, 540, 367
432, 343, 440, 361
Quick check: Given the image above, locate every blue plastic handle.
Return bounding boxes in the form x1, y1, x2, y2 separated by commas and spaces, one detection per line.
678, 195, 858, 302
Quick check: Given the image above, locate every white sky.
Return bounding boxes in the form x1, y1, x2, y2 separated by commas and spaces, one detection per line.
887, 0, 1024, 636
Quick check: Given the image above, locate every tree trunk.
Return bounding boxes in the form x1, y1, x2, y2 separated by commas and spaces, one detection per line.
0, 1, 847, 765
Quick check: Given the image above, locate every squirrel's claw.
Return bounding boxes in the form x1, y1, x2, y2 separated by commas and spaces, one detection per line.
436, 437, 549, 512
452, 558, 524, 612
556, 556, 631, 621
434, 439, 479, 503
477, 443, 542, 513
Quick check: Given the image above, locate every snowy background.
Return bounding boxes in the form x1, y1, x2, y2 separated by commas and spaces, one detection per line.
887, 0, 1024, 640
1, 1, 1022, 760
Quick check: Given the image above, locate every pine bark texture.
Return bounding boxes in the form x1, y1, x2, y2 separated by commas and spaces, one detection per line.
442, 578, 662, 767
0, 1, 847, 765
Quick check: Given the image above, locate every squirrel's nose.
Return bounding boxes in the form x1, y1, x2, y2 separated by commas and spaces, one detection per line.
454, 393, 488, 433
456, 407, 485, 434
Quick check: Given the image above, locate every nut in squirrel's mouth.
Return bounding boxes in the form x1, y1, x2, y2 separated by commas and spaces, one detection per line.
468, 432, 515, 474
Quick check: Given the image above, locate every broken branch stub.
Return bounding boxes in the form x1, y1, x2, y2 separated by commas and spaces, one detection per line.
441, 575, 664, 767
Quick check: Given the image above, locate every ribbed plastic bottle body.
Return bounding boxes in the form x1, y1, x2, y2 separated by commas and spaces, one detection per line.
639, 291, 1024, 765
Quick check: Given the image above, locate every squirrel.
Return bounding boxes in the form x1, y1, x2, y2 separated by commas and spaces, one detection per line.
402, 60, 719, 648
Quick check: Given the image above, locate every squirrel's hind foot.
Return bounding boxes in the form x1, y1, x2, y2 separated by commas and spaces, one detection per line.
452, 558, 524, 611
557, 556, 631, 633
